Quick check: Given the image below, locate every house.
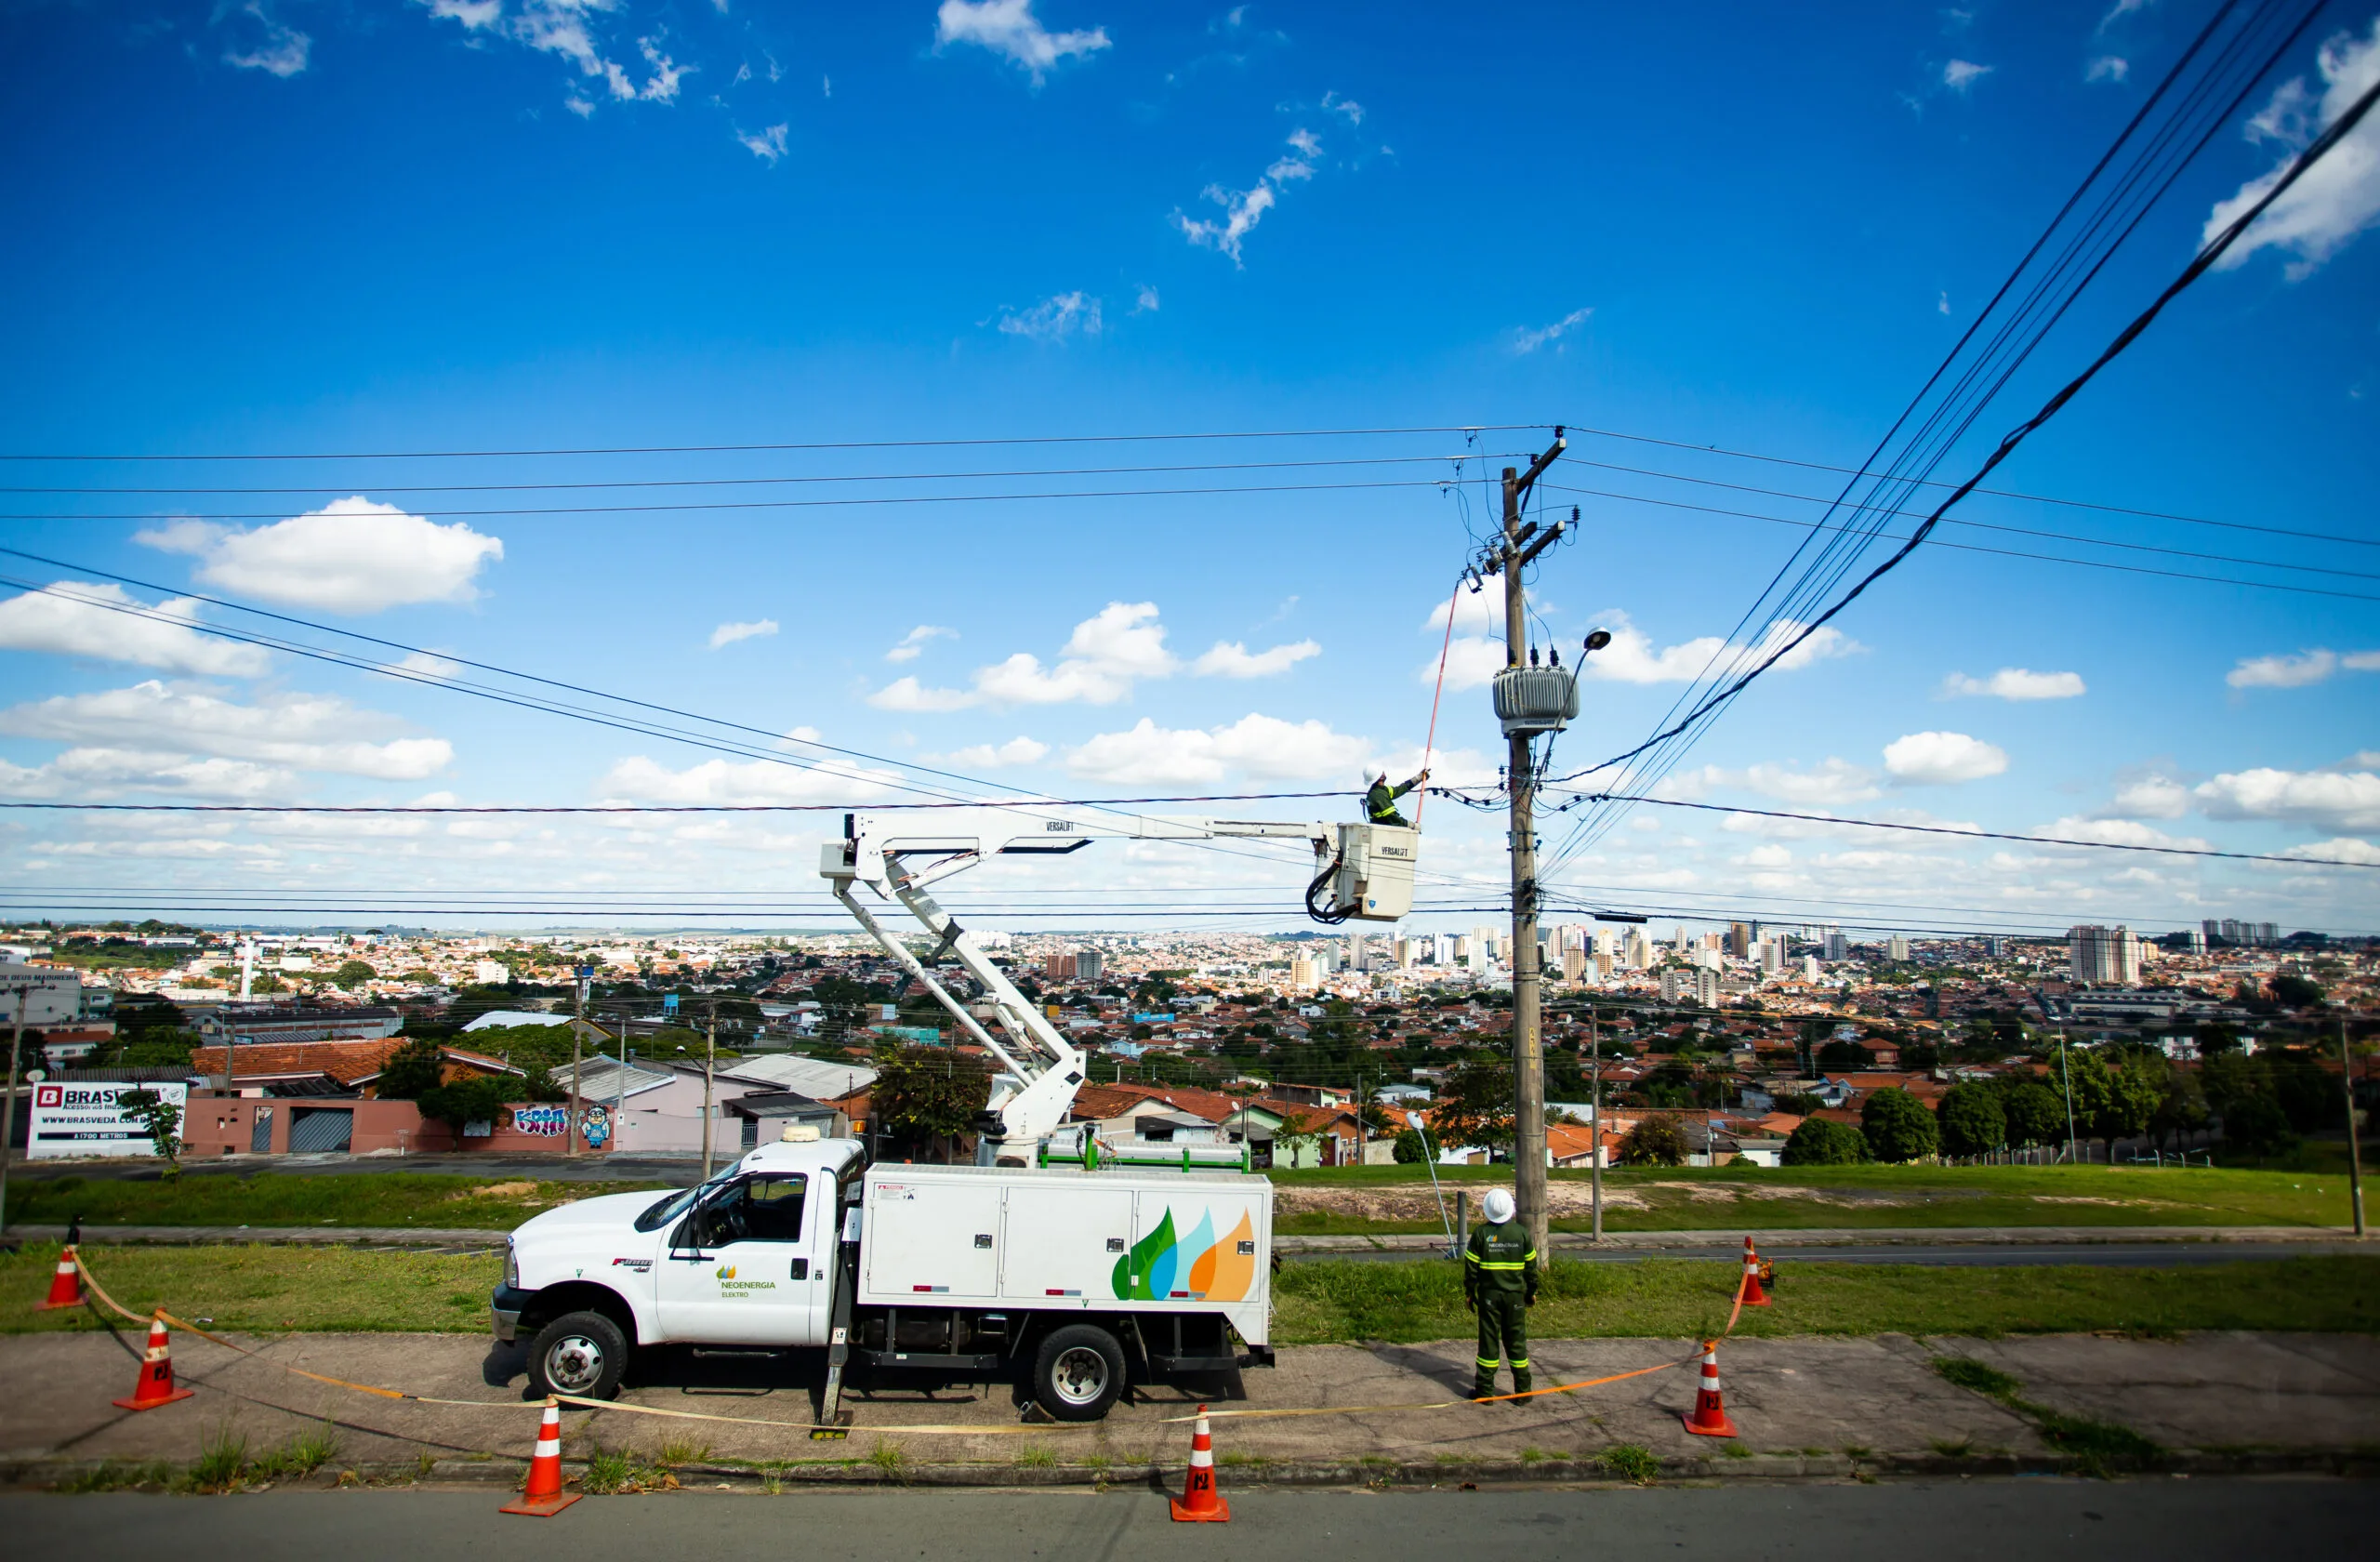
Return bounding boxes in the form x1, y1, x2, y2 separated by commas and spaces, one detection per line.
192, 1039, 517, 1098
194, 1004, 403, 1048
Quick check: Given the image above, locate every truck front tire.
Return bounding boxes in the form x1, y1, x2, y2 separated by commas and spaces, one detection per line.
1032, 1323, 1126, 1421
527, 1310, 628, 1402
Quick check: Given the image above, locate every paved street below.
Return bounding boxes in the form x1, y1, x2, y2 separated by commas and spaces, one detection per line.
3, 1481, 2368, 1560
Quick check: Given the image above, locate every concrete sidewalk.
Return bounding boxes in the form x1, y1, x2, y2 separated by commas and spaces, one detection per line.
5, 1327, 2373, 1489
14, 1223, 2360, 1251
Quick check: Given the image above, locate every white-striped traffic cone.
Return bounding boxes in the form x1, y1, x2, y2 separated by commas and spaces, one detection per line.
112, 1315, 195, 1411
1739, 1236, 1771, 1307
1681, 1340, 1738, 1438
35, 1246, 84, 1311
1168, 1403, 1231, 1523
500, 1400, 580, 1516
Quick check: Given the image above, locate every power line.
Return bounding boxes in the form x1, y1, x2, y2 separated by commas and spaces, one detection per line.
0, 423, 1551, 464
1527, 791, 2380, 871
1555, 45, 2379, 801
0, 792, 1354, 815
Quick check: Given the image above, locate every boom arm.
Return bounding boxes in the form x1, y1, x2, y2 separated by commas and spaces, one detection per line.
819, 810, 1412, 1163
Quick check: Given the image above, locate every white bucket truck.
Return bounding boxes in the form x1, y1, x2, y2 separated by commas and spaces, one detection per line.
493, 1136, 1275, 1420
494, 804, 1411, 1419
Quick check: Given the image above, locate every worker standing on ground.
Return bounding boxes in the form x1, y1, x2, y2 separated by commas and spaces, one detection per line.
1463, 1185, 1537, 1399
1364, 768, 1429, 827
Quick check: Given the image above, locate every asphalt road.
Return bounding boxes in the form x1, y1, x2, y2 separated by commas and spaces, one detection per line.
1286, 1241, 2371, 1268
5, 1482, 2364, 1559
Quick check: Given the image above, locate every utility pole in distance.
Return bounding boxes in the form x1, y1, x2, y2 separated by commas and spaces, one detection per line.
1500, 428, 1567, 1271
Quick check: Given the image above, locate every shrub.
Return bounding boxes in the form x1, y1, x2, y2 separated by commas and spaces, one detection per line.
1781, 1117, 1868, 1166
1861, 1087, 1940, 1163
415, 1075, 516, 1135
1618, 1111, 1689, 1166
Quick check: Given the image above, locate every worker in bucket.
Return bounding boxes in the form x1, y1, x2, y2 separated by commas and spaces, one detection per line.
1463, 1186, 1538, 1400
1364, 767, 1430, 827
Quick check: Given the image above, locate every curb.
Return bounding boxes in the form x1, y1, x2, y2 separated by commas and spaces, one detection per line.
8, 1445, 2376, 1493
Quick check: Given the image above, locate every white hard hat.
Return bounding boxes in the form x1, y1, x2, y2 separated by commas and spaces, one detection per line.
1483, 1187, 1515, 1224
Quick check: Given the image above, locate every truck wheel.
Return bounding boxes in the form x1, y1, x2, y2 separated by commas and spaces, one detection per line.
1032, 1323, 1125, 1422
527, 1310, 628, 1402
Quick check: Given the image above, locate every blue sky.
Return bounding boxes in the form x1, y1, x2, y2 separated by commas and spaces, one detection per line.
0, 0, 2375, 936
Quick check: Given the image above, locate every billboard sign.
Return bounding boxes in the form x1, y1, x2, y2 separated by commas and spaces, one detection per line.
29, 1080, 190, 1159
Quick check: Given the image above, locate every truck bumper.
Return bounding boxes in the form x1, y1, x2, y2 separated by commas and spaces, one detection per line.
489, 1284, 534, 1344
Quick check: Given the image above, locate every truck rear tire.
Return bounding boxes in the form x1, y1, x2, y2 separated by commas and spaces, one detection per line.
527, 1310, 628, 1402
1032, 1323, 1125, 1422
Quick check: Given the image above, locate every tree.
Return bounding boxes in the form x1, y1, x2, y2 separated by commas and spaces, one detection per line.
1391, 1127, 1427, 1164
1426, 1059, 1515, 1157
1782, 1118, 1868, 1165
1618, 1111, 1689, 1166
1937, 1082, 2006, 1157
2268, 973, 2325, 1009
2149, 1068, 2208, 1148
2221, 1092, 2297, 1158
1999, 1079, 2067, 1147
870, 1045, 991, 1162
416, 1075, 515, 1136
1861, 1088, 1939, 1162
376, 1038, 446, 1100
331, 960, 377, 990
1817, 1039, 1873, 1070
115, 1089, 183, 1176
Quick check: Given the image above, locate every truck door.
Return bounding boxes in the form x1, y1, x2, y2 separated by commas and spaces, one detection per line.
652, 1172, 830, 1345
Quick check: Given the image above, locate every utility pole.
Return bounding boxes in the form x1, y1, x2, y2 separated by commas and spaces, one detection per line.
703, 998, 719, 1182
0, 986, 27, 1237
2058, 1031, 2078, 1165
1500, 429, 1568, 1271
568, 964, 591, 1157
2342, 1017, 2365, 1239
1589, 1007, 1604, 1243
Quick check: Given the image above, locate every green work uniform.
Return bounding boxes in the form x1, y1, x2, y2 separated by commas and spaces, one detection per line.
1463, 1215, 1538, 1397
1367, 774, 1420, 827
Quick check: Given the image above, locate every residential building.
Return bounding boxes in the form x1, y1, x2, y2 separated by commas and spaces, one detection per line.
1728, 922, 1751, 959
1887, 935, 1911, 963
2068, 924, 2144, 986
1694, 967, 1721, 1006
1823, 930, 1848, 961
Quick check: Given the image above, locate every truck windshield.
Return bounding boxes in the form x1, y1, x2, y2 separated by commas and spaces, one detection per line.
633, 1174, 729, 1233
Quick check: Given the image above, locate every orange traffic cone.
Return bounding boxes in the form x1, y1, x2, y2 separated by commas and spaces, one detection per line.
1681, 1340, 1738, 1437
1739, 1237, 1771, 1307
112, 1315, 195, 1411
1168, 1403, 1231, 1523
35, 1246, 84, 1311
500, 1400, 580, 1516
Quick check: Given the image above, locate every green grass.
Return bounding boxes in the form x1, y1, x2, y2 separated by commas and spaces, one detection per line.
1, 1242, 504, 1333
1272, 1254, 2380, 1344
1268, 1162, 2354, 1234
1599, 1444, 1659, 1484
11, 1171, 668, 1230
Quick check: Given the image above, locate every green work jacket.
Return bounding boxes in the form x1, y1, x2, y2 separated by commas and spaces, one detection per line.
1465, 1217, 1537, 1300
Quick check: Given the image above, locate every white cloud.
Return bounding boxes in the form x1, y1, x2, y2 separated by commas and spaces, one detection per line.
1067, 714, 1369, 785
996, 291, 1103, 340
1321, 89, 1363, 126
2086, 55, 2129, 83
2107, 774, 2191, 819
2033, 814, 2211, 851
2276, 836, 2380, 865
1578, 615, 1862, 687
1729, 759, 1883, 805
0, 583, 271, 678
1132, 284, 1160, 313
870, 602, 1175, 709
1883, 730, 2008, 785
0, 748, 299, 802
708, 618, 779, 650
1942, 60, 1992, 91
222, 2, 310, 76
945, 736, 1050, 769
886, 625, 956, 664
935, 0, 1111, 86
1192, 639, 1320, 678
137, 497, 504, 614
1172, 128, 1322, 265
1511, 307, 1592, 354
1937, 290, 1950, 314
419, 0, 688, 112
597, 753, 902, 804
2194, 765, 2380, 832
738, 124, 789, 163
1939, 667, 2087, 700
2204, 19, 2380, 278
2098, 0, 2152, 31
0, 682, 451, 780
637, 37, 687, 101
2226, 647, 2380, 688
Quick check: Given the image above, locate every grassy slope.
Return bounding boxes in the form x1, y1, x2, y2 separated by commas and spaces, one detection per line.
8, 1242, 2375, 1343
9, 1172, 668, 1230
1268, 1163, 2353, 1233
